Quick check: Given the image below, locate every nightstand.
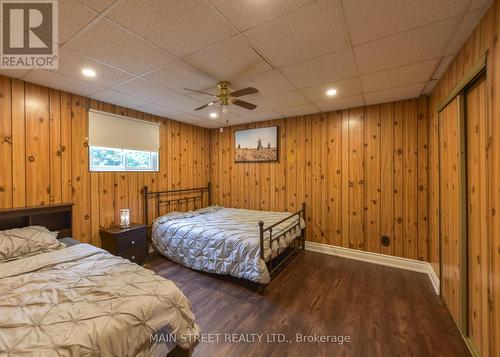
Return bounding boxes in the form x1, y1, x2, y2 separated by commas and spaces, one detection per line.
100, 224, 148, 265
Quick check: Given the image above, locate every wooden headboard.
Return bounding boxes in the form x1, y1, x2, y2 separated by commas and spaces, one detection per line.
0, 204, 73, 239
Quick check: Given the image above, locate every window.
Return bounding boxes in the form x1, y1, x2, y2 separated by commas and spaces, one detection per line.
88, 109, 160, 172
89, 146, 158, 171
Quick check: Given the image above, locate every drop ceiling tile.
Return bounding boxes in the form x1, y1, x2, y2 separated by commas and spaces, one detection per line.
66, 19, 175, 75
230, 70, 295, 96
107, 0, 237, 57
0, 69, 30, 79
113, 78, 181, 104
354, 17, 458, 74
224, 114, 255, 126
242, 111, 283, 122
252, 90, 310, 111
244, 0, 349, 67
169, 111, 206, 122
444, 8, 486, 56
432, 55, 455, 80
226, 113, 247, 123
23, 70, 104, 96
54, 46, 133, 87
192, 112, 243, 126
364, 83, 425, 105
342, 0, 469, 45
59, 0, 98, 44
360, 59, 438, 93
469, 0, 493, 10
142, 60, 218, 94
191, 118, 223, 129
422, 80, 438, 95
154, 94, 206, 112
208, 122, 227, 129
90, 88, 150, 108
276, 103, 319, 117
78, 0, 115, 12
209, 0, 314, 32
185, 36, 272, 81
281, 49, 357, 88
178, 116, 207, 126
134, 103, 181, 118
315, 94, 364, 112
179, 119, 204, 128
301, 77, 362, 102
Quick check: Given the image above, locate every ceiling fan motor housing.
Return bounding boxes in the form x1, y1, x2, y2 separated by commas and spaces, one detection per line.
188, 82, 257, 112
218, 81, 231, 105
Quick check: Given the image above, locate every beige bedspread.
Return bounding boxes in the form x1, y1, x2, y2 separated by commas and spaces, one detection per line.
0, 244, 200, 356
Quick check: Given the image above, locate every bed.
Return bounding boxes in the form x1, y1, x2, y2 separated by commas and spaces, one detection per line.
0, 204, 200, 357
144, 185, 306, 284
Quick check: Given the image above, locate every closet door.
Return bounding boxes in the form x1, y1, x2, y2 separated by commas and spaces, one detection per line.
465, 76, 490, 356
438, 96, 466, 331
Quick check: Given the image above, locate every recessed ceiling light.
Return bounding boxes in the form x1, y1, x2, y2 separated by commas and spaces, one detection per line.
209, 112, 218, 119
326, 88, 337, 96
82, 68, 96, 77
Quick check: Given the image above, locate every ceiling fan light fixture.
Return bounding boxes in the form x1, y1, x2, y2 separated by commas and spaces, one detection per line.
326, 88, 337, 96
221, 104, 229, 123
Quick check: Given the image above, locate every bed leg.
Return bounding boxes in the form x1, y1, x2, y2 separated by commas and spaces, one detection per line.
257, 283, 267, 295
301, 202, 306, 250
258, 221, 265, 260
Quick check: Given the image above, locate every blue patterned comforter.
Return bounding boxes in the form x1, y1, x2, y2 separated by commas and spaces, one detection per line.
152, 206, 305, 284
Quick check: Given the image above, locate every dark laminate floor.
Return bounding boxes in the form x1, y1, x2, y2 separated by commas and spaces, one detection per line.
145, 251, 469, 357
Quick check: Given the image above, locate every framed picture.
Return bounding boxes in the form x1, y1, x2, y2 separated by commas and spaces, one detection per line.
235, 126, 279, 163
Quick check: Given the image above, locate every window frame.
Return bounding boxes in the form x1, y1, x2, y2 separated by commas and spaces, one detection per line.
89, 146, 160, 172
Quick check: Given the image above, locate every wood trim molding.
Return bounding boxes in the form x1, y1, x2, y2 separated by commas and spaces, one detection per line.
437, 53, 487, 113
457, 93, 468, 333
305, 241, 440, 295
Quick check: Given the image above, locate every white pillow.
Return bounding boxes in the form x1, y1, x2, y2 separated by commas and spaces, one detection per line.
0, 226, 66, 262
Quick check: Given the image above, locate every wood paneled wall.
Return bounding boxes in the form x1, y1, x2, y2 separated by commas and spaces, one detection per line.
438, 97, 463, 330
0, 75, 209, 246
466, 76, 490, 355
429, 2, 499, 356
209, 97, 429, 261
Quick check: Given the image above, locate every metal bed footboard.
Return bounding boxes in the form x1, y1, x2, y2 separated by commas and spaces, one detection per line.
258, 202, 306, 280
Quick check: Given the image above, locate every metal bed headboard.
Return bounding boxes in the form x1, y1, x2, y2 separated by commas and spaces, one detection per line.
143, 183, 211, 228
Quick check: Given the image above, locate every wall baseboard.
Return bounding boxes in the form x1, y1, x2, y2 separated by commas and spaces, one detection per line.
305, 242, 440, 295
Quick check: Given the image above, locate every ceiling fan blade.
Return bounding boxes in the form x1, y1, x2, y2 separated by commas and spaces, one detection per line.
233, 99, 257, 110
194, 104, 209, 111
184, 88, 216, 97
230, 87, 259, 97
194, 100, 218, 111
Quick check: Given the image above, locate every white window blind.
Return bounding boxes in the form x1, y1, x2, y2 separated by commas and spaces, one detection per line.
88, 109, 160, 152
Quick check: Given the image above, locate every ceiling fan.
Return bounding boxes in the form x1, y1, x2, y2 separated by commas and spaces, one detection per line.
184, 82, 259, 121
